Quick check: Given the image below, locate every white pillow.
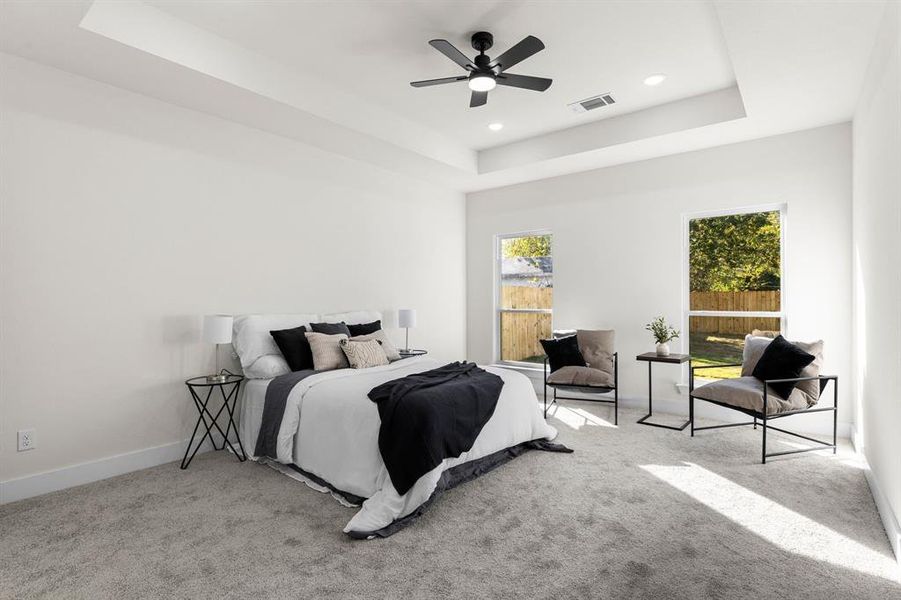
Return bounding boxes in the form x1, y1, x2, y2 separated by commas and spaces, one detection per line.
243, 355, 290, 380
321, 310, 382, 326
233, 313, 318, 378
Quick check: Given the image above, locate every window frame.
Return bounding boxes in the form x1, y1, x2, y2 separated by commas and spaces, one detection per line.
681, 204, 787, 362
494, 229, 553, 367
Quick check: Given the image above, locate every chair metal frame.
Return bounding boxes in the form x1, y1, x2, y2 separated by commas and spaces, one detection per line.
543, 353, 619, 425
689, 363, 838, 464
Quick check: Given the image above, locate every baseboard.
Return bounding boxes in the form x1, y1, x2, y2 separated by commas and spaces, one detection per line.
852, 428, 901, 570
864, 465, 901, 568
0, 434, 228, 505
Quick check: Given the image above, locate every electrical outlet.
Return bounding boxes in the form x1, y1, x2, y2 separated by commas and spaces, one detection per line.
17, 429, 36, 452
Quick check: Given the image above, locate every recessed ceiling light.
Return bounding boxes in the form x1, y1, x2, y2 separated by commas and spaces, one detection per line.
644, 73, 667, 86
488, 122, 504, 131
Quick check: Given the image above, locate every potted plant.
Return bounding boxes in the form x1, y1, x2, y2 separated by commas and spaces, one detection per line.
645, 316, 680, 356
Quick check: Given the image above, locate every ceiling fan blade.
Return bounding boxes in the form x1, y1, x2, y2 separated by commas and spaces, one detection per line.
410, 75, 469, 88
496, 73, 553, 92
470, 91, 488, 108
489, 35, 545, 71
429, 39, 475, 71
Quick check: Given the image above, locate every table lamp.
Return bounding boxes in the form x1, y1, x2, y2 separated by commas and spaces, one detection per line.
203, 314, 233, 382
398, 309, 417, 353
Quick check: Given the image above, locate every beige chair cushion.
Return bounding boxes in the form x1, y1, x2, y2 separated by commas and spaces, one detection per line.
692, 376, 809, 415
742, 336, 824, 407
547, 365, 614, 388
576, 329, 615, 380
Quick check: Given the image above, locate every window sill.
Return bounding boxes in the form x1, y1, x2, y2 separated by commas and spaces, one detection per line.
491, 362, 545, 374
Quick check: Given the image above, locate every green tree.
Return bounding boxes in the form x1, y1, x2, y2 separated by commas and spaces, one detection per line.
502, 235, 551, 258
689, 212, 780, 291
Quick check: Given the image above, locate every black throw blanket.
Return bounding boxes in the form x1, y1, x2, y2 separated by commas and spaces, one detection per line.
367, 361, 503, 496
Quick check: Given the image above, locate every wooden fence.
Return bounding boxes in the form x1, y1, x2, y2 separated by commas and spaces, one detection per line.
500, 285, 552, 361
501, 285, 552, 310
500, 311, 552, 362
498, 288, 781, 360
690, 290, 781, 334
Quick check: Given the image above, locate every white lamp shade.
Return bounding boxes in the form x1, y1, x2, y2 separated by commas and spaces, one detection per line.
397, 309, 417, 329
202, 315, 233, 344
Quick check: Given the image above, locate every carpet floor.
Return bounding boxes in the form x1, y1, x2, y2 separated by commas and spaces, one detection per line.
1, 404, 899, 599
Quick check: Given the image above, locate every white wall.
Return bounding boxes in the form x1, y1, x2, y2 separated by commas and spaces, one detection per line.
467, 124, 852, 435
0, 55, 466, 494
852, 0, 901, 559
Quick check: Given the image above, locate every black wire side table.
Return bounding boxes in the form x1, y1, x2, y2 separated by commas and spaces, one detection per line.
181, 374, 246, 469
635, 352, 693, 430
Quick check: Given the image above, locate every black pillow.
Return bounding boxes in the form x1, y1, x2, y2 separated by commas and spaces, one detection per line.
540, 335, 586, 372
752, 335, 815, 400
347, 320, 382, 337
270, 325, 314, 371
310, 321, 351, 336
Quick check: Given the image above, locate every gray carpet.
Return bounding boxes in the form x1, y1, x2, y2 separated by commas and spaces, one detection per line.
2, 404, 899, 599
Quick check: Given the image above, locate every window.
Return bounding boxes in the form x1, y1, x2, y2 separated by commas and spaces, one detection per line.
496, 232, 552, 364
686, 208, 784, 379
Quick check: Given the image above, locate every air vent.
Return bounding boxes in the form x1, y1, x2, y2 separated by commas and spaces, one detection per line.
569, 93, 616, 113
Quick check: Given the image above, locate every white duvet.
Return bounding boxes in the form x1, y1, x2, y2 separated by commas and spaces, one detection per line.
268, 356, 558, 535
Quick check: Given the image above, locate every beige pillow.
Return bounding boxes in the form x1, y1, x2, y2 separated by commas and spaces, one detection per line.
304, 332, 349, 371
742, 335, 824, 407
350, 330, 401, 361
576, 329, 615, 380
340, 338, 389, 369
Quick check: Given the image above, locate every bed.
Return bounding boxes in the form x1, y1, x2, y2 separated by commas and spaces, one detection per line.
233, 311, 563, 538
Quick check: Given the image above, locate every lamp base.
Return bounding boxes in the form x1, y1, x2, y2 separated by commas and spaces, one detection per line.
206, 373, 228, 383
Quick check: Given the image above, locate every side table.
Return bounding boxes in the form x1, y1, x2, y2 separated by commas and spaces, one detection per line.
182, 374, 247, 469
635, 353, 692, 431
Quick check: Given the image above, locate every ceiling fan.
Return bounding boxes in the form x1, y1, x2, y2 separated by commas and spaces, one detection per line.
410, 31, 552, 108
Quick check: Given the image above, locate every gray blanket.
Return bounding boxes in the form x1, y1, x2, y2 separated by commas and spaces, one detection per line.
253, 369, 315, 459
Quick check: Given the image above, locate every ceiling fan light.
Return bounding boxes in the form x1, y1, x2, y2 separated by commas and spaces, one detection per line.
468, 74, 497, 92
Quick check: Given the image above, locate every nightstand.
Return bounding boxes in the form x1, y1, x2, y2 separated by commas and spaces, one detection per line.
399, 349, 428, 358
181, 373, 247, 469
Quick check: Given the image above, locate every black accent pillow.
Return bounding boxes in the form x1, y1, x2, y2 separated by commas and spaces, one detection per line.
752, 335, 816, 400
540, 335, 586, 373
310, 321, 351, 336
270, 325, 314, 371
347, 320, 382, 337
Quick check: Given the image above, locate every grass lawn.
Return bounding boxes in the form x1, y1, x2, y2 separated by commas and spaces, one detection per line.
689, 331, 745, 380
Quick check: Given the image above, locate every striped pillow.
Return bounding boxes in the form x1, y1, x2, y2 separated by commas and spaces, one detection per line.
340, 338, 389, 369
350, 329, 401, 361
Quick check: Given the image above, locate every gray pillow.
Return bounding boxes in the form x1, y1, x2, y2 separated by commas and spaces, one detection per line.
310, 321, 352, 336
304, 332, 349, 371
576, 329, 615, 380
742, 335, 824, 406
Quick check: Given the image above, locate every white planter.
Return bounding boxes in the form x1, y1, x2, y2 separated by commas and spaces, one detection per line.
656, 342, 671, 357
